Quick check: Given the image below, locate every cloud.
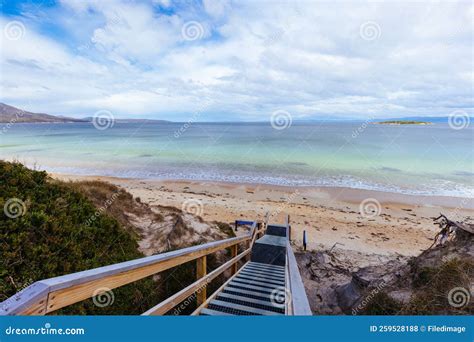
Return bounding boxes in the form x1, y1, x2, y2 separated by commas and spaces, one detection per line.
0, 0, 472, 120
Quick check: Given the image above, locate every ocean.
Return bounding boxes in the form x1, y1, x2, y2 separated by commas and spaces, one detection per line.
0, 121, 472, 198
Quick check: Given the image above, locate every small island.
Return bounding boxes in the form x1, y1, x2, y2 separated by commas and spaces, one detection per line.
375, 120, 433, 125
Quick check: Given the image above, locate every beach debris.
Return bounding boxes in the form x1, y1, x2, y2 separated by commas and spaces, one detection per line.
329, 242, 344, 252
429, 214, 474, 248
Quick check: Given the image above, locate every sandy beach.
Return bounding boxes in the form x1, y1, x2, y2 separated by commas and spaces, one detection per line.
52, 173, 474, 260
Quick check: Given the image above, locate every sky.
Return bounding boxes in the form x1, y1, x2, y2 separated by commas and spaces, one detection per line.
0, 0, 473, 121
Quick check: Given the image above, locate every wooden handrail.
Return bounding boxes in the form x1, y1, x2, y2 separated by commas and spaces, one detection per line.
1, 213, 313, 316
142, 249, 251, 315
191, 260, 249, 315
0, 223, 257, 316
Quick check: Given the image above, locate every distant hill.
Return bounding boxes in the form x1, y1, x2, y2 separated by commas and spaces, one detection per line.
82, 117, 171, 123
0, 103, 86, 123
375, 120, 432, 125
374, 116, 453, 123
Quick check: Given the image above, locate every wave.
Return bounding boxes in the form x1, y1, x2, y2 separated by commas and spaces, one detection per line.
44, 164, 474, 199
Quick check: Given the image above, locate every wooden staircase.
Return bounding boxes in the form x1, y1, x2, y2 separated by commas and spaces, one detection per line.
194, 220, 299, 315
199, 262, 286, 315
1, 215, 311, 316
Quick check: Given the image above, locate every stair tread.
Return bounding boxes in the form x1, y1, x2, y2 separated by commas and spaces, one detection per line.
217, 292, 283, 313
208, 299, 283, 316
223, 287, 273, 300
232, 277, 283, 289
200, 308, 232, 316
235, 274, 285, 286
239, 270, 285, 281
248, 262, 285, 270
228, 281, 275, 294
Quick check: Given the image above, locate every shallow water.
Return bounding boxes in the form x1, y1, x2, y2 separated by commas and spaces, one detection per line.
0, 121, 472, 198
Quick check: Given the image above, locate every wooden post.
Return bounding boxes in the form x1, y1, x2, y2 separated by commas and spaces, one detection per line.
303, 230, 307, 251
230, 245, 238, 274
196, 256, 207, 306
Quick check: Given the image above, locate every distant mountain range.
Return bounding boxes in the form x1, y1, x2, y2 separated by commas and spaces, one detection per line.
0, 103, 169, 123
372, 116, 455, 123
0, 103, 86, 123
0, 102, 468, 124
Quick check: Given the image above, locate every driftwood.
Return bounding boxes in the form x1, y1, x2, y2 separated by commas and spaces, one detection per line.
429, 214, 473, 249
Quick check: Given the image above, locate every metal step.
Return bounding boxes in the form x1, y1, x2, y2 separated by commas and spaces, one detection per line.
232, 277, 282, 289
198, 228, 291, 316
222, 287, 273, 301
207, 299, 283, 316
216, 292, 284, 314
246, 261, 285, 272
245, 262, 285, 273
239, 270, 285, 281
244, 266, 285, 276
227, 281, 275, 294
237, 270, 285, 281
200, 308, 232, 316
243, 265, 285, 273
235, 274, 285, 286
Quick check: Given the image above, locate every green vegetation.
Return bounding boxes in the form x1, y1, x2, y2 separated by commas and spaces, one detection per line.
404, 258, 473, 314
0, 161, 237, 315
376, 120, 432, 125
363, 292, 402, 315
0, 161, 163, 314
364, 258, 473, 315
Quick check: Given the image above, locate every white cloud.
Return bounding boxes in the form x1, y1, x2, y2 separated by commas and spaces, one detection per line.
1, 0, 472, 120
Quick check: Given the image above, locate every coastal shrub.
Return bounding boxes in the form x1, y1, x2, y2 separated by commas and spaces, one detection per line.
0, 161, 162, 314
402, 258, 473, 315
214, 221, 236, 238
363, 292, 402, 315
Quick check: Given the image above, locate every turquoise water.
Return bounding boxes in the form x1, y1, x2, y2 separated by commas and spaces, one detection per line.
0, 122, 472, 197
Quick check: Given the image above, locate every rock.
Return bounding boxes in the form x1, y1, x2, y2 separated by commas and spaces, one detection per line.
335, 281, 362, 313
388, 290, 412, 304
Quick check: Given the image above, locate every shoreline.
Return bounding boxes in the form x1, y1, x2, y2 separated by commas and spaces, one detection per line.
51, 172, 473, 209
52, 172, 473, 259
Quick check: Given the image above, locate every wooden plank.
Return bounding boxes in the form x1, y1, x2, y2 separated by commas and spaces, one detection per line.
248, 222, 259, 255
230, 245, 238, 274
191, 261, 249, 315
2, 220, 258, 316
196, 256, 207, 306
43, 236, 249, 314
143, 250, 250, 315
0, 282, 49, 316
